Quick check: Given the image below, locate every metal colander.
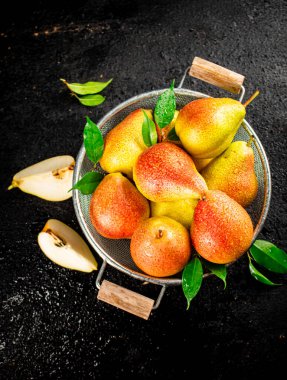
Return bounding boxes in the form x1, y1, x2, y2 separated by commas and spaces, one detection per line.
73, 86, 271, 290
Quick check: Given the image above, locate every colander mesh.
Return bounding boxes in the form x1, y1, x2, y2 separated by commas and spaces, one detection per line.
73, 89, 270, 286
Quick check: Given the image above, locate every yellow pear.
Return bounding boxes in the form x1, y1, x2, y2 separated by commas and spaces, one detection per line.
201, 140, 258, 207
175, 98, 246, 159
100, 109, 153, 178
151, 198, 198, 229
192, 157, 214, 172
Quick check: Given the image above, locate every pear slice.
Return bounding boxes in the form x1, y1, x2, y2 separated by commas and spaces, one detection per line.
8, 155, 75, 201
38, 219, 97, 272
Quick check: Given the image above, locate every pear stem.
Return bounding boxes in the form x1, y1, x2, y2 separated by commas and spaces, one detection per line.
155, 123, 162, 143
247, 135, 254, 147
243, 90, 260, 108
7, 180, 18, 190
156, 229, 163, 239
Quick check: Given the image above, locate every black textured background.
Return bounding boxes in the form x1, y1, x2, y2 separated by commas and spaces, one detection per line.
1, 0, 287, 379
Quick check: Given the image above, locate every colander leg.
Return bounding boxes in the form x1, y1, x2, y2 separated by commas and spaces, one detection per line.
95, 260, 167, 319
96, 260, 107, 290
152, 285, 166, 310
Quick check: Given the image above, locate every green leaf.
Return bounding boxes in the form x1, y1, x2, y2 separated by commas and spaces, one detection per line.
60, 78, 113, 95
248, 260, 281, 286
73, 93, 105, 107
167, 126, 180, 141
203, 260, 227, 289
250, 240, 287, 274
83, 117, 104, 164
154, 80, 176, 128
70, 171, 104, 195
182, 257, 203, 310
141, 110, 157, 147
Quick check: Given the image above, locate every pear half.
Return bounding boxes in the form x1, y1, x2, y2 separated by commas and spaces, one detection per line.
38, 219, 97, 272
8, 155, 75, 201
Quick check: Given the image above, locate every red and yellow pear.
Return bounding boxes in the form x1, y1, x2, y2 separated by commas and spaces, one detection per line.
131, 216, 191, 277
90, 173, 150, 239
191, 190, 254, 264
133, 142, 207, 202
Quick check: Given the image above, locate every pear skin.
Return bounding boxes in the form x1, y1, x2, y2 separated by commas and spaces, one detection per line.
100, 109, 153, 178
131, 216, 191, 277
201, 141, 258, 207
133, 142, 207, 202
89, 173, 150, 239
175, 98, 246, 159
191, 190, 254, 264
193, 157, 214, 172
151, 198, 198, 229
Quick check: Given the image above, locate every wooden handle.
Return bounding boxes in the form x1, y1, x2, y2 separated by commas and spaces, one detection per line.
97, 280, 154, 320
189, 57, 245, 94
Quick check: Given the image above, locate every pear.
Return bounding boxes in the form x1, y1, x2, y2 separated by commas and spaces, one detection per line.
38, 219, 97, 272
175, 91, 259, 159
193, 157, 214, 172
175, 97, 246, 159
191, 190, 254, 264
131, 216, 191, 277
201, 140, 258, 207
8, 155, 75, 201
151, 198, 198, 229
133, 142, 207, 202
100, 109, 153, 178
90, 173, 150, 239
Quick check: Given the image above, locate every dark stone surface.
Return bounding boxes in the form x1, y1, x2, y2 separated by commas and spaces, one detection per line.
0, 0, 286, 378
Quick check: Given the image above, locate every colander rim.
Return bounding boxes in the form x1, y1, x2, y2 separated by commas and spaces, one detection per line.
73, 88, 272, 286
